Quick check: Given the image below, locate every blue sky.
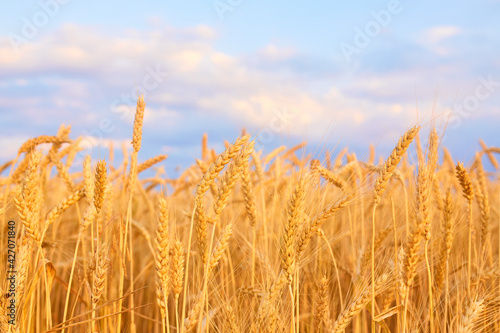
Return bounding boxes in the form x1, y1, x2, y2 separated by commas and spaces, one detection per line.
1, 0, 499, 174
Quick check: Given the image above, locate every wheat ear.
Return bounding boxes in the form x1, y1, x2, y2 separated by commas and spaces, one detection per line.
479, 139, 499, 169
171, 239, 185, 302
91, 243, 110, 331
137, 154, 168, 174
399, 215, 425, 304
171, 238, 185, 330
156, 194, 170, 320
195, 135, 249, 263
14, 150, 43, 245
225, 305, 240, 333
427, 127, 439, 171
456, 162, 474, 294
256, 271, 288, 329
83, 155, 94, 205
207, 223, 233, 276
44, 188, 85, 231
435, 189, 454, 297
264, 145, 287, 165
332, 273, 389, 332
316, 164, 349, 192
131, 95, 145, 153
241, 158, 257, 226
93, 161, 107, 214
456, 162, 474, 201
213, 140, 255, 218
251, 150, 264, 181
314, 275, 330, 332
18, 135, 70, 154
15, 237, 32, 327
475, 154, 490, 258
281, 177, 307, 284
374, 126, 419, 204
296, 193, 353, 260
457, 298, 484, 333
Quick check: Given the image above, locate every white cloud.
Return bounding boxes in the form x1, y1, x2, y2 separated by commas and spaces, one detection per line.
423, 26, 461, 43
418, 25, 462, 56
259, 44, 296, 61
0, 22, 497, 157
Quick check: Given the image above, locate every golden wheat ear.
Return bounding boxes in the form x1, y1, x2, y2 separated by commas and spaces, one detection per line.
374, 125, 419, 204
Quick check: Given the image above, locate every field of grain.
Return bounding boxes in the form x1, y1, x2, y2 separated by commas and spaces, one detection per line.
1, 96, 500, 332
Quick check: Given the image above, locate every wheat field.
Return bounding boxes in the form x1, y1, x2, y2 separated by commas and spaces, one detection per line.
1, 96, 500, 332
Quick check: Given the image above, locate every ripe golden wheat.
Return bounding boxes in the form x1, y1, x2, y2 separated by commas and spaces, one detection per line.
1, 96, 500, 332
